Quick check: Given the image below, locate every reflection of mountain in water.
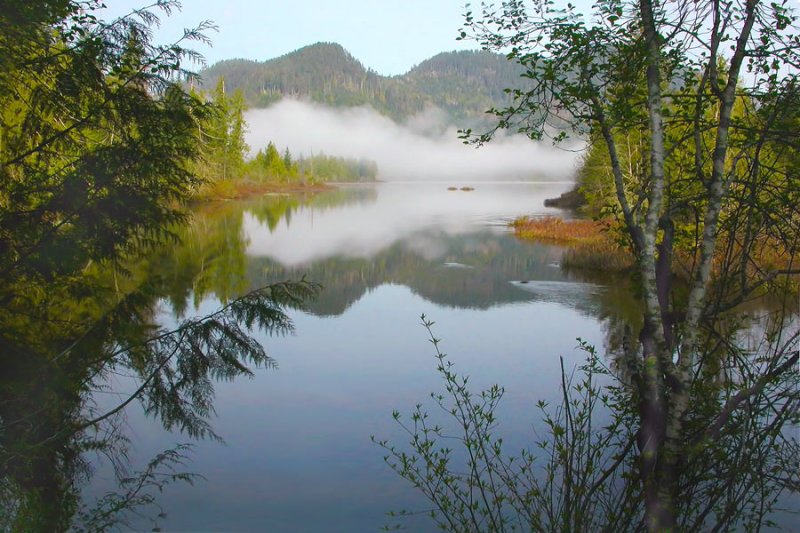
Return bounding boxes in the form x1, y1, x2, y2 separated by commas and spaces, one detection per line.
147, 185, 795, 374
150, 186, 614, 319
247, 230, 605, 316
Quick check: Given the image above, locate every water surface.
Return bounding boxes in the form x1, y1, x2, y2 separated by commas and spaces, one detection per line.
89, 182, 620, 531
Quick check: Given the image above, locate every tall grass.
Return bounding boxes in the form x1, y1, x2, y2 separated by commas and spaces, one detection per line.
511, 216, 606, 244
511, 216, 632, 272
561, 241, 634, 271
512, 216, 796, 283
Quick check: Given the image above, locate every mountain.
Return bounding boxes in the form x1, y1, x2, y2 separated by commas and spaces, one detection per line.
404, 50, 525, 123
199, 43, 526, 127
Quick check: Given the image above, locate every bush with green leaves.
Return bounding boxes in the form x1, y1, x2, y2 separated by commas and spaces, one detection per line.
376, 316, 798, 531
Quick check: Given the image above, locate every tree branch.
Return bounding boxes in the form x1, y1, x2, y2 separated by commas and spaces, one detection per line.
701, 350, 799, 442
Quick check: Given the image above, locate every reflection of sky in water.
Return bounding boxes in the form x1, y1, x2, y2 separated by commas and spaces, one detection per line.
94, 286, 606, 532
87, 182, 617, 532
245, 182, 570, 266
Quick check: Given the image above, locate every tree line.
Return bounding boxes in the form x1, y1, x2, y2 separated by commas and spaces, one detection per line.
200, 43, 525, 127
250, 142, 378, 184
192, 77, 378, 195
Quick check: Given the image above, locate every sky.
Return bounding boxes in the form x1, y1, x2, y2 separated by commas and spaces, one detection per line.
92, 0, 800, 94
100, 0, 482, 75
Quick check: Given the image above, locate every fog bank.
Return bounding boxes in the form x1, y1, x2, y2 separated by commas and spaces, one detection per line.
244, 182, 571, 266
244, 100, 582, 181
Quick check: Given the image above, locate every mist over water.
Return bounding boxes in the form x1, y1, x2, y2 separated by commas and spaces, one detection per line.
244, 100, 583, 181
244, 182, 572, 266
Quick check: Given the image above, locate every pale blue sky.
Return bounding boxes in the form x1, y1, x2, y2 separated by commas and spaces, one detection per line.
101, 0, 482, 75
99, 1, 800, 77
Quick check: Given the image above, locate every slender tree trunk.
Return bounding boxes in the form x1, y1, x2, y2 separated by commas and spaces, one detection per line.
636, 0, 683, 529
637, 325, 676, 532
633, 1, 762, 530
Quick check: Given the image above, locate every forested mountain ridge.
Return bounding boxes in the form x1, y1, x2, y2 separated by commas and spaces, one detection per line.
199, 43, 525, 125
404, 50, 526, 122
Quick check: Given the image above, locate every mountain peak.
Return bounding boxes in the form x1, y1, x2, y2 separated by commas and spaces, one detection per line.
299, 41, 346, 53
267, 41, 368, 75
285, 42, 352, 61
199, 43, 522, 127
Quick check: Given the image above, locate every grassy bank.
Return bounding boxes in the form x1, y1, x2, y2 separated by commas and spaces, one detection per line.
511, 216, 606, 244
512, 217, 798, 292
196, 179, 332, 201
511, 216, 633, 271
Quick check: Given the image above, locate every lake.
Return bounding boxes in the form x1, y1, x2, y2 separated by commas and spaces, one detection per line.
87, 181, 633, 531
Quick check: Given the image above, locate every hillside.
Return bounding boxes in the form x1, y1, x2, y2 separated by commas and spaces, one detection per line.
404, 50, 524, 123
199, 43, 526, 127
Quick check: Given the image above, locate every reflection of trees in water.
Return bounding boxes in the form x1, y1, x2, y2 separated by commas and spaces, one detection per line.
567, 267, 798, 392
117, 191, 797, 530
0, 190, 320, 530
159, 196, 798, 380
138, 188, 378, 315
160, 190, 627, 319
147, 203, 251, 314
246, 186, 379, 231
249, 231, 570, 315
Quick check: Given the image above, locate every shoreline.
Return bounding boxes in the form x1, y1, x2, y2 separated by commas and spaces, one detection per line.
511, 216, 633, 272
196, 179, 335, 202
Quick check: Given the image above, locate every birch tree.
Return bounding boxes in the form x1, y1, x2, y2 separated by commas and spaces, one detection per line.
459, 0, 800, 530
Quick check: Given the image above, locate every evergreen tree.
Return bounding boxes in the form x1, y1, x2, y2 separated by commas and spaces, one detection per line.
0, 2, 314, 529
196, 78, 248, 183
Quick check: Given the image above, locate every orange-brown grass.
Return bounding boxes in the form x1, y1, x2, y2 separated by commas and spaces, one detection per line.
513, 216, 799, 281
511, 216, 607, 245
512, 216, 633, 272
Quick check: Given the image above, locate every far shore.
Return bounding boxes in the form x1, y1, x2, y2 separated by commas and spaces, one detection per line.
196, 179, 335, 202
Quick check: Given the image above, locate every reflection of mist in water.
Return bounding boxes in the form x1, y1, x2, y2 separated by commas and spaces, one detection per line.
237, 182, 605, 315
442, 262, 474, 269
246, 224, 571, 315
236, 184, 611, 316
245, 182, 571, 266
84, 182, 799, 532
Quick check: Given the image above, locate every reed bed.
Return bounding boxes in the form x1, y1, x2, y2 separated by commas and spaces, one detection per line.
561, 241, 634, 271
511, 216, 607, 245
511, 216, 633, 271
512, 216, 798, 282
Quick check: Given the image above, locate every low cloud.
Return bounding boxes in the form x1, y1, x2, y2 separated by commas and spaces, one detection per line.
244, 100, 582, 181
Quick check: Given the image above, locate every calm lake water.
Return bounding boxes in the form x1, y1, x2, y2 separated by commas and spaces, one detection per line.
88, 181, 633, 531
